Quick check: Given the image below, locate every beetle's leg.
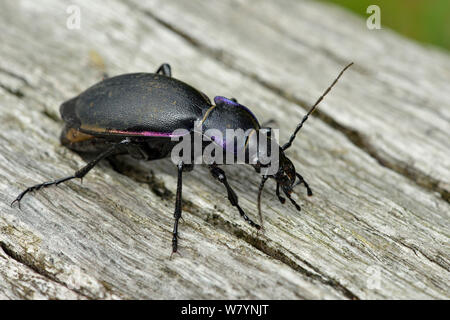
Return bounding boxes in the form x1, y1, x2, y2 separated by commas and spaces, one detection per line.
156, 63, 172, 77
171, 161, 184, 255
11, 139, 130, 208
283, 189, 301, 211
209, 166, 261, 230
295, 173, 313, 196
276, 183, 286, 204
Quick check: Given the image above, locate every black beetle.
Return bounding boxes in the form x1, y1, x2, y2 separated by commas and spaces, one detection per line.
12, 62, 352, 254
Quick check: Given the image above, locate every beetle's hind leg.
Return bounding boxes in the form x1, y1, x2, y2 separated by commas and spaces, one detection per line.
11, 139, 130, 208
156, 63, 172, 77
209, 165, 261, 230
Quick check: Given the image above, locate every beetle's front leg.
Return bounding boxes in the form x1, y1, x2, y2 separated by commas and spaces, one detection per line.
209, 165, 261, 230
171, 161, 184, 256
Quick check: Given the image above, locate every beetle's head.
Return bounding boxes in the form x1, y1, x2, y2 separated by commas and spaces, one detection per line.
254, 62, 353, 225
249, 127, 311, 219
254, 144, 311, 217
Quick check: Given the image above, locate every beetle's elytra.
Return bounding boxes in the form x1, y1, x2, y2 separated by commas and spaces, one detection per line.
12, 63, 353, 254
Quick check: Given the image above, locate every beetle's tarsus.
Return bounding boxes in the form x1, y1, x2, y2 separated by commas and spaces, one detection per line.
172, 233, 178, 254
171, 161, 184, 258
10, 199, 20, 209
295, 173, 313, 197
11, 142, 128, 208
170, 247, 182, 259
257, 175, 268, 229
11, 178, 75, 209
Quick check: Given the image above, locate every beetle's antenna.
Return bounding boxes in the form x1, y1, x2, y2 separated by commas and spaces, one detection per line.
257, 175, 268, 228
282, 62, 353, 151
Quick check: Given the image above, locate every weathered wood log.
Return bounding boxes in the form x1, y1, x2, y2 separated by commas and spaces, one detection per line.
0, 0, 448, 299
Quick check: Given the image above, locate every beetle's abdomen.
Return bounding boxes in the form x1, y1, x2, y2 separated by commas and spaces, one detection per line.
61, 73, 210, 136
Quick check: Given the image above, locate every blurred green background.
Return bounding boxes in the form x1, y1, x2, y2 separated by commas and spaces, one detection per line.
319, 0, 450, 51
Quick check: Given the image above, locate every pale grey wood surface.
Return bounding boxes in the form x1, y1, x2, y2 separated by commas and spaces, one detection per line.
0, 0, 448, 299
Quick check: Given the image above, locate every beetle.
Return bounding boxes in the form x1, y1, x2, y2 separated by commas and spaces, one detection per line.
12, 62, 352, 254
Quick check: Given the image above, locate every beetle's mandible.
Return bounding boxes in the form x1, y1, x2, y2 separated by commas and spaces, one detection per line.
12, 62, 353, 254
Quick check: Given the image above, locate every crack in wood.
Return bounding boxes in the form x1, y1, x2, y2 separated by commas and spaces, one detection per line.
192, 206, 360, 300
0, 241, 91, 299
390, 237, 450, 273
0, 83, 25, 98
0, 66, 31, 86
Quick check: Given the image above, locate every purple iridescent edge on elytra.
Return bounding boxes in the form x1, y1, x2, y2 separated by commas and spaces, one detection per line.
213, 96, 259, 127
